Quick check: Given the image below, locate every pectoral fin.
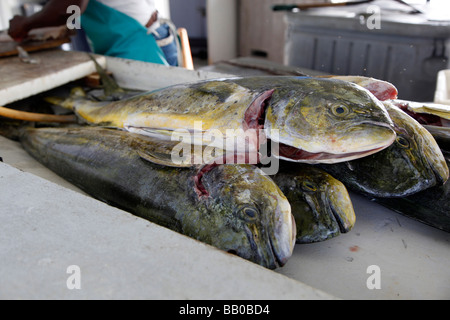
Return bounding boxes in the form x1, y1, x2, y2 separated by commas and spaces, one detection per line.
138, 150, 194, 168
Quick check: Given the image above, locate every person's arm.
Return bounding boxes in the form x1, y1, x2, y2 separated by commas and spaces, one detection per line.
8, 0, 89, 41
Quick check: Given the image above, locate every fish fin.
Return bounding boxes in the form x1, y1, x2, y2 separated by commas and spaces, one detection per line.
126, 127, 179, 140
0, 119, 33, 141
88, 53, 125, 97
193, 80, 245, 103
324, 75, 398, 101
138, 150, 195, 168
43, 96, 65, 106
43, 87, 86, 111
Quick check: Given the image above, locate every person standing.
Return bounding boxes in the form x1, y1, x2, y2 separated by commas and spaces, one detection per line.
8, 0, 179, 66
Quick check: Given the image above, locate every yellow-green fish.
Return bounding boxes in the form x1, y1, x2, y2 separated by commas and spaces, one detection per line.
20, 126, 296, 269
47, 76, 396, 164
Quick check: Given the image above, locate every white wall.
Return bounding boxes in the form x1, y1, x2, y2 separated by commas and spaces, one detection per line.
155, 0, 171, 20
0, 1, 13, 30
206, 0, 238, 64
0, 0, 44, 30
170, 0, 206, 39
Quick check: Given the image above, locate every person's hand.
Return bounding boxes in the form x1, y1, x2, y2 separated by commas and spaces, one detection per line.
145, 10, 158, 28
8, 15, 31, 42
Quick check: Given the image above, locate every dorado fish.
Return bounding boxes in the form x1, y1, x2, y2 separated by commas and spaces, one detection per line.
319, 101, 449, 198
20, 126, 295, 269
46, 76, 396, 164
271, 162, 355, 243
119, 137, 356, 244
374, 151, 450, 233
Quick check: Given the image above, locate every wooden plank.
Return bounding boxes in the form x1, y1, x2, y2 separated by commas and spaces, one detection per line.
0, 26, 73, 57
0, 50, 106, 106
0, 38, 71, 58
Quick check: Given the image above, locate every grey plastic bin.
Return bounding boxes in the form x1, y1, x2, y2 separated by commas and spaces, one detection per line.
284, 5, 450, 101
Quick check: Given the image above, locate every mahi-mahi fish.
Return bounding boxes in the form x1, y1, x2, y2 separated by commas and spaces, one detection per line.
320, 101, 449, 198
20, 126, 295, 269
112, 136, 356, 244
46, 76, 396, 164
272, 162, 355, 243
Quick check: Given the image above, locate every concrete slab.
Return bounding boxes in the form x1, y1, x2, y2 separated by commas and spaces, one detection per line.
0, 159, 335, 300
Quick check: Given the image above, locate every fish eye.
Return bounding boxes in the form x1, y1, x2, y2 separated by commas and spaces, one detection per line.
238, 206, 259, 221
244, 207, 258, 218
302, 181, 317, 192
396, 136, 410, 149
331, 104, 350, 117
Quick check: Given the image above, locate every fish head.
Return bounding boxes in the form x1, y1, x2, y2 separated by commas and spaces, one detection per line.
265, 78, 396, 163
193, 164, 295, 269
324, 103, 449, 197
276, 165, 355, 243
371, 103, 449, 196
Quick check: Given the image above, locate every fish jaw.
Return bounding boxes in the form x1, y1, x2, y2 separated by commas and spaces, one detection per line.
275, 166, 355, 243
269, 187, 296, 267
272, 121, 396, 164
416, 119, 449, 185
274, 139, 394, 164
268, 113, 397, 158
326, 179, 356, 235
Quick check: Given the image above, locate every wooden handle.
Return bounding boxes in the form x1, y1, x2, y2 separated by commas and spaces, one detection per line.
0, 106, 77, 123
177, 28, 194, 70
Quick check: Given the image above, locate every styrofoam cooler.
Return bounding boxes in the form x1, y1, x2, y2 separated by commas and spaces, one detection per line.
284, 4, 450, 101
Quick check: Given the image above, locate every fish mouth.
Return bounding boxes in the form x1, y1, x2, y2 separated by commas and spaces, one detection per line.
295, 189, 355, 243
271, 207, 296, 268
271, 213, 296, 268
246, 210, 295, 269
252, 227, 292, 269
430, 159, 449, 185
276, 143, 389, 164
423, 138, 449, 186
327, 186, 355, 235
330, 205, 354, 234
416, 125, 449, 186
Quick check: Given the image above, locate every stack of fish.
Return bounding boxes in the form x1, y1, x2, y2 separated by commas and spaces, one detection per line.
14, 67, 449, 269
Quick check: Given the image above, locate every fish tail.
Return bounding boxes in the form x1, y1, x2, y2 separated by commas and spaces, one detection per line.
44, 87, 87, 111
43, 96, 66, 106
0, 119, 33, 142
